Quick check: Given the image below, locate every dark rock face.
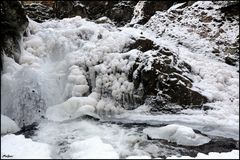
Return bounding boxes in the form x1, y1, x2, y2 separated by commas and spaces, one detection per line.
225, 56, 238, 66
15, 122, 39, 138
127, 37, 159, 52
22, 1, 194, 26
127, 37, 208, 108
0, 1, 28, 69
22, 1, 138, 26
137, 1, 192, 25
220, 1, 239, 17
22, 2, 54, 23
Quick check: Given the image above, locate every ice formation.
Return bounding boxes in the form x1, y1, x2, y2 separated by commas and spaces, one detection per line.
143, 124, 211, 146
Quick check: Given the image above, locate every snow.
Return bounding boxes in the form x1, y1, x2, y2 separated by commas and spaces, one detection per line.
1, 134, 51, 159
167, 150, 239, 159
143, 124, 211, 146
68, 136, 119, 159
130, 1, 145, 24
1, 115, 20, 134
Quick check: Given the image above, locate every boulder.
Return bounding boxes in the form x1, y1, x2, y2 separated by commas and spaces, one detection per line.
127, 38, 208, 108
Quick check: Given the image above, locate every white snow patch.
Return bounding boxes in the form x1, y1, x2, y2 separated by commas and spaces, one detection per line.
143, 124, 211, 146
1, 134, 52, 159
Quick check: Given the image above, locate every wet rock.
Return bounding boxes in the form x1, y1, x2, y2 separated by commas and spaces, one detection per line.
200, 16, 213, 23
22, 2, 54, 22
225, 56, 238, 66
24, 1, 137, 26
220, 1, 239, 17
146, 133, 238, 158
108, 2, 136, 26
15, 122, 38, 138
212, 48, 220, 54
191, 136, 239, 154
127, 37, 160, 52
137, 1, 193, 25
0, 1, 28, 68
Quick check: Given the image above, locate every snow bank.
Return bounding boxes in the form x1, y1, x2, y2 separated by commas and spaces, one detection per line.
1, 134, 51, 159
1, 115, 20, 135
167, 150, 239, 159
143, 124, 210, 146
68, 136, 119, 159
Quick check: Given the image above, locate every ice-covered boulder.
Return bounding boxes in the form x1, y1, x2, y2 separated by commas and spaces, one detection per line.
46, 95, 98, 122
143, 124, 211, 146
128, 45, 208, 109
1, 115, 20, 135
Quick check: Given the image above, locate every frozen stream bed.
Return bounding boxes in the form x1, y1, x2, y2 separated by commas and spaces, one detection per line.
29, 117, 238, 159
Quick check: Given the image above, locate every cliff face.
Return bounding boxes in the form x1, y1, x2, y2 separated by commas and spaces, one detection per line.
0, 1, 28, 69
20, 1, 196, 26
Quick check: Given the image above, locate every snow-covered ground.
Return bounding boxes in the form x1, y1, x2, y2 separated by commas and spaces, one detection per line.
1, 1, 239, 159
1, 134, 51, 159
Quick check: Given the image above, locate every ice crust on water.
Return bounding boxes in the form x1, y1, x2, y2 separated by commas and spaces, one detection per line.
143, 124, 211, 146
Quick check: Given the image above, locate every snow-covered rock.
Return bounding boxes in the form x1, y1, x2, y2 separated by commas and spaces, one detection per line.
68, 136, 119, 159
1, 115, 20, 134
143, 124, 211, 146
1, 134, 51, 159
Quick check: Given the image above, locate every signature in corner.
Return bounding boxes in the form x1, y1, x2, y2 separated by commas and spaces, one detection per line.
2, 154, 13, 158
